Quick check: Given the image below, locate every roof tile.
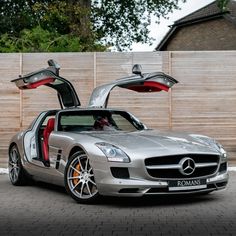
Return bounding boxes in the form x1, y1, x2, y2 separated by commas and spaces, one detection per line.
174, 0, 236, 25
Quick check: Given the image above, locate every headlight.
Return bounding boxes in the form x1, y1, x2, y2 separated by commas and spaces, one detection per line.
96, 142, 130, 163
219, 146, 227, 160
191, 134, 227, 159
214, 141, 227, 160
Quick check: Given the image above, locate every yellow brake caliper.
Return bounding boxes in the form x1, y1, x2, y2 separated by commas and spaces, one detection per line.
73, 163, 81, 185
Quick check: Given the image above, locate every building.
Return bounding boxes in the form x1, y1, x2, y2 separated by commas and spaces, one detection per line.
156, 0, 236, 51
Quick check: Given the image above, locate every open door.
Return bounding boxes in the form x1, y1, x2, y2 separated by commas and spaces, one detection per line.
11, 60, 80, 109
88, 64, 178, 108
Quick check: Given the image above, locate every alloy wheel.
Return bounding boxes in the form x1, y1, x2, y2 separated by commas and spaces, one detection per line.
66, 152, 98, 202
9, 146, 21, 184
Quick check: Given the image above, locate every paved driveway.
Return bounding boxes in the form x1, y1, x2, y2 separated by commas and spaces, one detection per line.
0, 172, 236, 236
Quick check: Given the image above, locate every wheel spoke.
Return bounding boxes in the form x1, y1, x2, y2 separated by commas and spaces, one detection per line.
68, 176, 80, 180
85, 158, 89, 172
78, 158, 84, 171
86, 182, 92, 196
11, 168, 16, 182
10, 167, 15, 173
14, 167, 19, 177
11, 151, 17, 163
10, 151, 14, 161
70, 166, 81, 174
72, 180, 81, 191
9, 162, 15, 167
80, 182, 85, 196
88, 179, 96, 186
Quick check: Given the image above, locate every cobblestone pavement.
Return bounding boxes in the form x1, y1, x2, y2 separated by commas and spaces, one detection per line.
0, 172, 236, 236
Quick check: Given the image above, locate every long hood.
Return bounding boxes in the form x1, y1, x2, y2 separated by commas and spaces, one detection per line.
87, 130, 220, 157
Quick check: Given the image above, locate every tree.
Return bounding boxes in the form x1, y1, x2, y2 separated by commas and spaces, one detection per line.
92, 0, 188, 50
0, 0, 231, 52
36, 0, 189, 50
93, 0, 231, 50
0, 26, 106, 52
217, 0, 230, 11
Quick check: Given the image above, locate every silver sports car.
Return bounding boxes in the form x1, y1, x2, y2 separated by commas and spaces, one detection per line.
8, 60, 228, 203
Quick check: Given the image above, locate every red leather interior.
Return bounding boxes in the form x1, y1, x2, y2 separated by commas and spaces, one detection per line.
43, 118, 55, 162
26, 78, 55, 89
126, 81, 169, 92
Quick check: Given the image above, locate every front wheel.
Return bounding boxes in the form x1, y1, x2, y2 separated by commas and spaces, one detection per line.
64, 151, 99, 203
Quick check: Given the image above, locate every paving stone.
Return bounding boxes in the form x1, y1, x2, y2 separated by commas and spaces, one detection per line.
0, 173, 236, 235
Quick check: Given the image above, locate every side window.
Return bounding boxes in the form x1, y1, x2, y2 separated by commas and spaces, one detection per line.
30, 113, 56, 161
112, 114, 137, 132
41, 115, 55, 128
59, 115, 95, 131
60, 115, 94, 126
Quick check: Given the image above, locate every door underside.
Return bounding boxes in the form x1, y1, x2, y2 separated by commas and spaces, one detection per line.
89, 67, 178, 108
11, 60, 80, 109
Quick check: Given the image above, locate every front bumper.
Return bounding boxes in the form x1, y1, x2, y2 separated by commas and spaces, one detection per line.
94, 166, 229, 197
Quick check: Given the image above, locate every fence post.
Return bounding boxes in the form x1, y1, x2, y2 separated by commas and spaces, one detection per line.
19, 53, 23, 129
168, 51, 173, 130
93, 52, 97, 89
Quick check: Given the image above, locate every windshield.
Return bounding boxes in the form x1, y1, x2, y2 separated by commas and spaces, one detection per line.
57, 110, 145, 132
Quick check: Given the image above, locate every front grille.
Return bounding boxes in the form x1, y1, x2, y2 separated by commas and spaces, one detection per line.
145, 154, 219, 165
145, 154, 220, 179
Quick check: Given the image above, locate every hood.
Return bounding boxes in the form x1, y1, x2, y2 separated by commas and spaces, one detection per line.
86, 130, 220, 157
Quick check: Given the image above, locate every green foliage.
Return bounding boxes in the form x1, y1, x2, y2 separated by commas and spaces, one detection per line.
0, 26, 106, 52
0, 0, 104, 52
0, 34, 16, 53
217, 0, 230, 11
92, 0, 187, 50
1, 0, 231, 51
0, 0, 197, 51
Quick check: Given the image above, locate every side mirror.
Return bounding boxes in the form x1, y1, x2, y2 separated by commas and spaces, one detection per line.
48, 59, 60, 76
132, 64, 143, 76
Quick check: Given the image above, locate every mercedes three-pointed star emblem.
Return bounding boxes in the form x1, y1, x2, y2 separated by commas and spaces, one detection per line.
179, 157, 196, 176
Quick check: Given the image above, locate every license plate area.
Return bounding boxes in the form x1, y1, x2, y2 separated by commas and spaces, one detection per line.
169, 179, 207, 191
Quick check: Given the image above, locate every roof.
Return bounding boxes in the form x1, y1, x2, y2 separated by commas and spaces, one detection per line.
155, 0, 236, 50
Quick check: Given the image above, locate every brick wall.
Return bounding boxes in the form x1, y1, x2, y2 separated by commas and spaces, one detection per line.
164, 18, 236, 51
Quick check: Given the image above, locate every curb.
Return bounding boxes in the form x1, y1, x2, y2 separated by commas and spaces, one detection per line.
0, 168, 9, 175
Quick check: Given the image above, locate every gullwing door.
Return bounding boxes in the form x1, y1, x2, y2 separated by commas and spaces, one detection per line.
11, 60, 80, 109
88, 64, 178, 108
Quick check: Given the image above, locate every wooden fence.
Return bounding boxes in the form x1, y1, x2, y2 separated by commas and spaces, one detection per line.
0, 51, 235, 167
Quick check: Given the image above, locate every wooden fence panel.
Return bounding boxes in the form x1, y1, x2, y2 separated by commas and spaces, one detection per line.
96, 52, 169, 130
171, 51, 236, 156
0, 54, 21, 166
21, 53, 95, 128
0, 51, 235, 167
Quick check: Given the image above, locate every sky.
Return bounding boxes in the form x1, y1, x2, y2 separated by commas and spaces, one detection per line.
131, 0, 214, 51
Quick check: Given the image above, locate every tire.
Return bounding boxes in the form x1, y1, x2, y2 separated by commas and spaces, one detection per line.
64, 151, 99, 204
8, 145, 29, 186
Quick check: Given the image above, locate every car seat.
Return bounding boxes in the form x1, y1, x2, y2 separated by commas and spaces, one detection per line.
43, 118, 55, 162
